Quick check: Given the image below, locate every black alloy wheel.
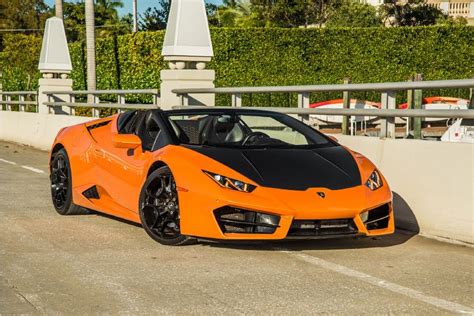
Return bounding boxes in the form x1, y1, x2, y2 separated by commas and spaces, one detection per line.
50, 148, 89, 215
139, 166, 191, 246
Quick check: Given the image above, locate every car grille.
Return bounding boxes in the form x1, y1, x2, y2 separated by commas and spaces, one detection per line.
287, 219, 358, 237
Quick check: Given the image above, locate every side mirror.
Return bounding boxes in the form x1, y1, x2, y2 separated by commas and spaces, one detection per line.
112, 134, 142, 149
327, 135, 338, 143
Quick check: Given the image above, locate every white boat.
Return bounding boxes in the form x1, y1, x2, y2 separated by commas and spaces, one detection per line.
309, 99, 380, 124
399, 97, 469, 122
441, 118, 474, 143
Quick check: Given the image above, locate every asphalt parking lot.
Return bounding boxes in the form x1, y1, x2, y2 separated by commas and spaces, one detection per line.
0, 141, 473, 314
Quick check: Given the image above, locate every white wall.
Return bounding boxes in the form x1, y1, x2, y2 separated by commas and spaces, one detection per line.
0, 111, 93, 150
0, 111, 472, 244
338, 135, 473, 245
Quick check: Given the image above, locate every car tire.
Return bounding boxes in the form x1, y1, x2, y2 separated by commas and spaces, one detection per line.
139, 166, 194, 246
50, 148, 90, 215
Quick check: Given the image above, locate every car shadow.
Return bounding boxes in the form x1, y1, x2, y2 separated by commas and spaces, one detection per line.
198, 229, 416, 251
94, 212, 143, 228
92, 191, 420, 251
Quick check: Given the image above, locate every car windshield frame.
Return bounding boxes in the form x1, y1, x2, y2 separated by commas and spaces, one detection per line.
162, 109, 338, 149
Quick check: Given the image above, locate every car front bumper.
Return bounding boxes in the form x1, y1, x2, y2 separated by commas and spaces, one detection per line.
178, 183, 394, 240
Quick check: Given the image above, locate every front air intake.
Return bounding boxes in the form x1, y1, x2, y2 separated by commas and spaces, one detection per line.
214, 207, 280, 234
364, 204, 390, 230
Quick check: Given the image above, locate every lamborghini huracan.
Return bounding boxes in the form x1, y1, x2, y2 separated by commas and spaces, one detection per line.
50, 108, 394, 245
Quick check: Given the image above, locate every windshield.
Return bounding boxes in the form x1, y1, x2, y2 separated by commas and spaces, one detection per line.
165, 111, 335, 148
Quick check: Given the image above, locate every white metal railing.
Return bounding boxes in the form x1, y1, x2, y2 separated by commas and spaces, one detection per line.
449, 2, 470, 17
43, 89, 160, 117
171, 106, 474, 119
172, 78, 474, 139
0, 91, 38, 112
1, 79, 473, 140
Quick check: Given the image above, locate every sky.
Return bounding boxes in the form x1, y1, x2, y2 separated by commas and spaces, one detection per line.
44, 0, 221, 16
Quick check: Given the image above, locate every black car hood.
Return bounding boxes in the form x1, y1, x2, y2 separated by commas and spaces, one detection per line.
185, 145, 361, 191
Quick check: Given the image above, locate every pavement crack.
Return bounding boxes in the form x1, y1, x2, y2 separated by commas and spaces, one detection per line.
6, 281, 40, 312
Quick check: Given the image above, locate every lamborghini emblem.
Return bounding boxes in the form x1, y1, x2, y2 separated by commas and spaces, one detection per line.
317, 192, 325, 198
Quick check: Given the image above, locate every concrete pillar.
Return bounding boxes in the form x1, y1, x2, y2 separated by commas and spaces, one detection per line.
160, 69, 215, 109
38, 17, 73, 114
440, 0, 449, 14
38, 78, 73, 114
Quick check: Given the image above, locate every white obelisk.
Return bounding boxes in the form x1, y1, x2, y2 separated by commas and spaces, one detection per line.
160, 0, 215, 109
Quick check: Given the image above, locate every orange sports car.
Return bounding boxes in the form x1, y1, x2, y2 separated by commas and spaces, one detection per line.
50, 108, 394, 245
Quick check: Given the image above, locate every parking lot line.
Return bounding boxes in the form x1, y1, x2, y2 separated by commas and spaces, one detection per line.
0, 158, 16, 165
280, 250, 474, 314
21, 165, 45, 174
0, 157, 46, 175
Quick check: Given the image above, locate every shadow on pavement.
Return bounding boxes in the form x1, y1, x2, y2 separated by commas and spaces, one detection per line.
198, 229, 417, 251
392, 191, 420, 234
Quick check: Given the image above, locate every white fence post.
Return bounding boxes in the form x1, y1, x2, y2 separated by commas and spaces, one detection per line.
19, 95, 25, 112
117, 94, 125, 113
297, 92, 310, 121
231, 93, 242, 107
92, 94, 100, 117
70, 95, 76, 115
381, 91, 396, 138
152, 92, 159, 108
6, 95, 11, 111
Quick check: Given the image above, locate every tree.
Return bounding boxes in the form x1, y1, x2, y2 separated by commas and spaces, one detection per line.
85, 0, 96, 96
63, 0, 128, 41
249, 0, 344, 28
55, 0, 63, 19
325, 0, 382, 28
2, 0, 51, 31
215, 0, 262, 27
380, 0, 447, 27
63, 1, 85, 41
139, 0, 170, 31
95, 0, 123, 26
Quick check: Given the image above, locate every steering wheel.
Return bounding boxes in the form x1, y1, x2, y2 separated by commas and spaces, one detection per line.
241, 131, 270, 145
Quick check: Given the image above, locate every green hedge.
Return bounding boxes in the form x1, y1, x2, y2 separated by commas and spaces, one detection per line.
1, 26, 473, 108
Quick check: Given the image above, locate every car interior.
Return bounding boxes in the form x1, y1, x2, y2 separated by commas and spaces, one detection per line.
118, 110, 325, 150
117, 110, 161, 151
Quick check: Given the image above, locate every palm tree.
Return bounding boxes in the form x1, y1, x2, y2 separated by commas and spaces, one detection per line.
85, 0, 96, 101
96, 0, 124, 20
218, 0, 254, 27
133, 0, 138, 32
55, 0, 63, 19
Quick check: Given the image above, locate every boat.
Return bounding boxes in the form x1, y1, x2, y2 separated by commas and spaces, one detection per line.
309, 99, 381, 124
398, 97, 469, 122
441, 118, 474, 143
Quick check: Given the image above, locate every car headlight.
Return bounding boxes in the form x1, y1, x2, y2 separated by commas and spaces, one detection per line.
203, 171, 256, 193
365, 169, 383, 191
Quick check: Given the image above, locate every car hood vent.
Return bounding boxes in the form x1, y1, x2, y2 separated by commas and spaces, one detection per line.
186, 146, 361, 191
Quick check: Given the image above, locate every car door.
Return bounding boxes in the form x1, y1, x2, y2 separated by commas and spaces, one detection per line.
91, 111, 155, 214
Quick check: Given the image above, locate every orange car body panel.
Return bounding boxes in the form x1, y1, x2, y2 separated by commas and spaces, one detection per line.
50, 114, 394, 240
